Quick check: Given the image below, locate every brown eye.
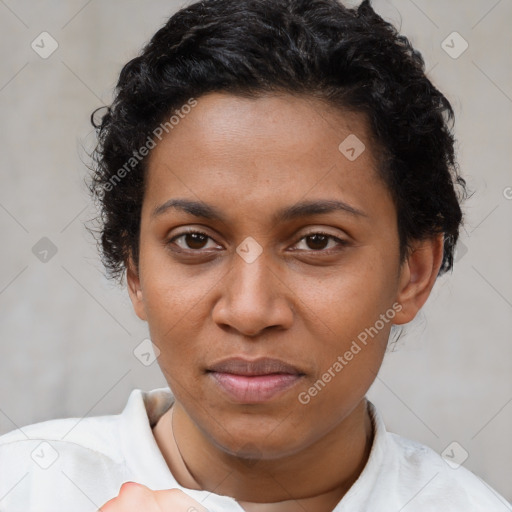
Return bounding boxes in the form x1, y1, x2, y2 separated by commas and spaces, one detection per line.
183, 233, 208, 249
305, 234, 330, 250
293, 232, 347, 252
168, 231, 220, 251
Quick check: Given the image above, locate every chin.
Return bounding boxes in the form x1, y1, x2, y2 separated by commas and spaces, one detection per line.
205, 418, 313, 462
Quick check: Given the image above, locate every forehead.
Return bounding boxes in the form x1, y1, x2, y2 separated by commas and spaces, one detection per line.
143, 92, 393, 224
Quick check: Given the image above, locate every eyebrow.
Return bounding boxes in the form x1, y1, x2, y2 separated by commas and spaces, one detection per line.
151, 198, 367, 223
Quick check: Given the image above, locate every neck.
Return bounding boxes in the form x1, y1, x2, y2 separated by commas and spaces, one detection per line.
153, 398, 373, 511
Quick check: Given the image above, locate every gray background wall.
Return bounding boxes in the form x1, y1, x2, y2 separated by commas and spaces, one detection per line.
0, 0, 511, 503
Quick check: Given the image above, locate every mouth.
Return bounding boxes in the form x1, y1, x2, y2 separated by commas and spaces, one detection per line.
206, 357, 305, 404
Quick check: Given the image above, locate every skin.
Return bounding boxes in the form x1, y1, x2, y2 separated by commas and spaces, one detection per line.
99, 482, 207, 511
103, 92, 444, 511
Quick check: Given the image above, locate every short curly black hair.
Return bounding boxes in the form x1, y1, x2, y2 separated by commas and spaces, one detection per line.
88, 0, 467, 283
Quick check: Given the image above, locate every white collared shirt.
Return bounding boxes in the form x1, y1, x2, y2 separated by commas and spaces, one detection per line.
0, 387, 509, 511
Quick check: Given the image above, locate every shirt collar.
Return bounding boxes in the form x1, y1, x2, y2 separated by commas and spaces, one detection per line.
119, 387, 388, 510
119, 387, 244, 511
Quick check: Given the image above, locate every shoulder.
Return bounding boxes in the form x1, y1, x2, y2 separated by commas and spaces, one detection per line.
0, 412, 124, 463
356, 401, 511, 511
385, 431, 510, 510
0, 411, 130, 510
0, 388, 174, 510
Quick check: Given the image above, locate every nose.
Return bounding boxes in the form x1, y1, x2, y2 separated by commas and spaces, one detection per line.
211, 247, 294, 338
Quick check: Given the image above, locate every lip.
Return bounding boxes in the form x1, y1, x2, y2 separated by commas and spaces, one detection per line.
207, 357, 305, 404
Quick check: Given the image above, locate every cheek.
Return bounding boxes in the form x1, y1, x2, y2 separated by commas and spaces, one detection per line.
138, 254, 222, 375
296, 256, 397, 343
139, 241, 212, 324
294, 285, 390, 426
291, 256, 396, 389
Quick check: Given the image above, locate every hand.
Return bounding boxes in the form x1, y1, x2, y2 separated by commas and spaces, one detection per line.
98, 482, 209, 511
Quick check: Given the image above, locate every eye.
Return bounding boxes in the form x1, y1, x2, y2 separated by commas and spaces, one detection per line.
166, 230, 348, 254
292, 232, 348, 252
167, 230, 221, 251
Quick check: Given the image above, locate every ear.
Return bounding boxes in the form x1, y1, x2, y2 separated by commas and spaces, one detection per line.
126, 255, 147, 321
393, 234, 444, 325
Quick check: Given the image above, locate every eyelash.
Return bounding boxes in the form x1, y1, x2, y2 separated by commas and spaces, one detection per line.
167, 230, 348, 254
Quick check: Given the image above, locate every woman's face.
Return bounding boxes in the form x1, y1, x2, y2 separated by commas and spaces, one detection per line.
128, 92, 417, 459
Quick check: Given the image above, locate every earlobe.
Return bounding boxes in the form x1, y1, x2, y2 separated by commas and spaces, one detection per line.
393, 234, 444, 325
126, 257, 147, 321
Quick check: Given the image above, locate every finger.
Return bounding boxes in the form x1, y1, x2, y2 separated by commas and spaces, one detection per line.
98, 482, 159, 511
153, 488, 209, 511
97, 483, 209, 512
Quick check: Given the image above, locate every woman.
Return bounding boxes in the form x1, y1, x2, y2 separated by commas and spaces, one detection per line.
0, 0, 509, 511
